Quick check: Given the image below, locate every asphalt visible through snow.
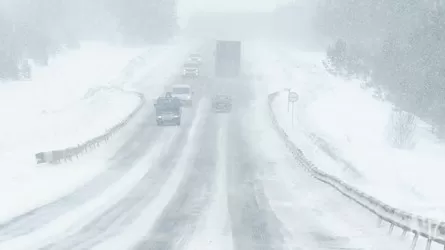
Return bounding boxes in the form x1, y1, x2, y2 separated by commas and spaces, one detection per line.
0, 47, 413, 250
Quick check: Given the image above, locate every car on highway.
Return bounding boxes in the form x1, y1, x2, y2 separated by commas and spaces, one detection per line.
182, 61, 199, 78
154, 93, 182, 126
188, 53, 202, 65
212, 94, 232, 113
171, 84, 193, 107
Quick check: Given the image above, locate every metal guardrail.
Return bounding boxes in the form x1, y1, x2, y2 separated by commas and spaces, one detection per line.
267, 91, 445, 250
35, 91, 145, 164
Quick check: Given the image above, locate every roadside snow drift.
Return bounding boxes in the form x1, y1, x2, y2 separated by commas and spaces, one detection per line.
0, 43, 146, 160
36, 87, 140, 151
247, 41, 445, 221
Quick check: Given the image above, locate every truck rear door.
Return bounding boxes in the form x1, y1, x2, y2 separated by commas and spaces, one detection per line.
215, 40, 241, 78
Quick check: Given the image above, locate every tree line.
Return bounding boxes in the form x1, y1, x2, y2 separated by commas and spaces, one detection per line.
313, 0, 445, 133
0, 0, 178, 80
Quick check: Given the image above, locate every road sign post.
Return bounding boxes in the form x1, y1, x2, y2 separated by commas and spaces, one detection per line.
288, 91, 299, 127
285, 88, 291, 112
288, 97, 290, 112
292, 102, 294, 126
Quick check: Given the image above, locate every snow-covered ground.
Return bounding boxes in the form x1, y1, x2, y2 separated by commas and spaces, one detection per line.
0, 38, 197, 223
246, 40, 445, 221
0, 43, 145, 160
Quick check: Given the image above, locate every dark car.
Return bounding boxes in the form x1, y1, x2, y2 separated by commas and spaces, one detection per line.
188, 53, 202, 64
212, 95, 232, 113
154, 96, 182, 126
182, 61, 199, 78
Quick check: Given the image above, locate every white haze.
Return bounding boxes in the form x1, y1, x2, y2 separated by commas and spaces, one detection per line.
177, 0, 294, 27
0, 0, 322, 81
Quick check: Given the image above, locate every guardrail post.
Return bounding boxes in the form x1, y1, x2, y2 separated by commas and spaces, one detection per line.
388, 223, 394, 234
425, 239, 432, 250
411, 233, 419, 250
266, 91, 445, 249
401, 229, 407, 238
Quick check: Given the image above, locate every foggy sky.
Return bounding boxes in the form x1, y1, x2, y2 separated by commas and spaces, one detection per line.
177, 0, 292, 26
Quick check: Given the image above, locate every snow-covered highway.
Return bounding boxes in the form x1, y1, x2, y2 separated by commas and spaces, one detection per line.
0, 42, 420, 250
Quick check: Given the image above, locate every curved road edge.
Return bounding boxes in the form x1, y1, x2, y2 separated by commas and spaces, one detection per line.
267, 90, 445, 246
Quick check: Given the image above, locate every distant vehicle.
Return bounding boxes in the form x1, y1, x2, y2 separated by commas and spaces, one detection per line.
171, 84, 193, 107
182, 61, 199, 78
215, 40, 241, 78
154, 95, 182, 126
188, 53, 202, 64
212, 94, 232, 113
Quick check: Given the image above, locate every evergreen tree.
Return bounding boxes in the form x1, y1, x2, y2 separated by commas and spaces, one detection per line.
0, 0, 179, 80
313, 0, 445, 128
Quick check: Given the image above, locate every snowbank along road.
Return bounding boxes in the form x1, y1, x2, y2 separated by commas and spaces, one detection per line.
0, 43, 417, 250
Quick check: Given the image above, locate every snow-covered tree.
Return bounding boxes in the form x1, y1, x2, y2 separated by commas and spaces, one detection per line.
0, 0, 179, 80
313, 0, 445, 129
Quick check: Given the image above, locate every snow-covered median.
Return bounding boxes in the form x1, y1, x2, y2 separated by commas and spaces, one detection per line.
247, 41, 445, 221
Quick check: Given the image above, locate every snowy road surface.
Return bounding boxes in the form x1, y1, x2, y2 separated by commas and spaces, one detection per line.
0, 48, 416, 250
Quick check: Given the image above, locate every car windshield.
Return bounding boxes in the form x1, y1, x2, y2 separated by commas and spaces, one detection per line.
215, 95, 229, 100
157, 108, 177, 113
184, 62, 197, 68
172, 87, 190, 94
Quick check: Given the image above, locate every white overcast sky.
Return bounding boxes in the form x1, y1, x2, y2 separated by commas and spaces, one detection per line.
177, 0, 292, 25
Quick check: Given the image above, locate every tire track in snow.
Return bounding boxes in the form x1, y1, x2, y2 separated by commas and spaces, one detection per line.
38, 99, 205, 250
91, 97, 211, 250
132, 103, 218, 250
184, 115, 233, 250
226, 117, 287, 250
1, 125, 180, 250
225, 77, 286, 250
0, 109, 163, 242
0, 62, 199, 241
